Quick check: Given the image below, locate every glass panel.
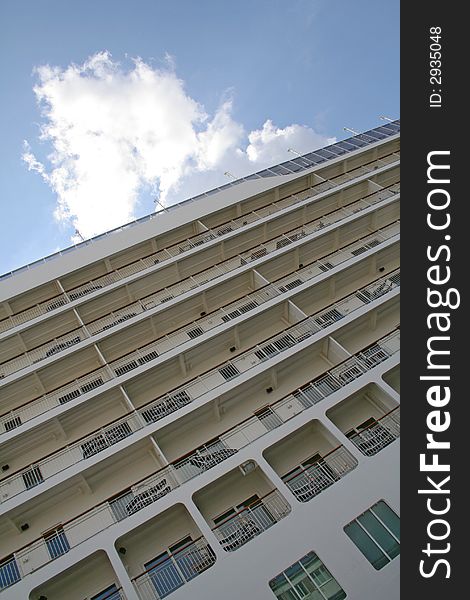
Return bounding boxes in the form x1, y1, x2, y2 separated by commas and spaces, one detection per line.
296, 583, 323, 599
372, 501, 400, 540
358, 512, 400, 559
320, 579, 347, 600
270, 553, 346, 600
146, 552, 184, 598
309, 562, 332, 587
90, 584, 119, 600
285, 562, 306, 585
174, 541, 201, 582
269, 573, 299, 599
344, 521, 389, 570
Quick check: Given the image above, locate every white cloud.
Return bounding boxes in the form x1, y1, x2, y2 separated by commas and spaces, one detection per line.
246, 120, 336, 164
23, 52, 335, 240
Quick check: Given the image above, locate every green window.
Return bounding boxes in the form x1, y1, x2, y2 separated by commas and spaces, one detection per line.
269, 551, 346, 600
344, 500, 400, 569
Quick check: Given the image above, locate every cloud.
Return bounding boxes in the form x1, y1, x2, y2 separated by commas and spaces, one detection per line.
23, 52, 335, 240
246, 120, 336, 164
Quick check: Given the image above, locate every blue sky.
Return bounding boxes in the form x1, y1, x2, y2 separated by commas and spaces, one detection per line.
0, 0, 399, 276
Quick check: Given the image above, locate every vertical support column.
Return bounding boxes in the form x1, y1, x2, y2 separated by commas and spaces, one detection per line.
329, 275, 336, 300
94, 343, 116, 381
1, 301, 13, 317
183, 497, 225, 561
369, 209, 378, 232
57, 277, 93, 339
148, 436, 169, 467
105, 544, 141, 600
119, 384, 137, 413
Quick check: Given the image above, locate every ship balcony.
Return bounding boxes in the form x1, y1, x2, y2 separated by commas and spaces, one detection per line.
28, 551, 125, 600
0, 439, 166, 585
326, 383, 400, 457
383, 364, 400, 394
0, 330, 399, 592
0, 176, 399, 389
0, 151, 399, 336
132, 537, 215, 600
0, 210, 399, 433
116, 505, 215, 600
193, 465, 291, 553
0, 274, 399, 510
263, 420, 357, 503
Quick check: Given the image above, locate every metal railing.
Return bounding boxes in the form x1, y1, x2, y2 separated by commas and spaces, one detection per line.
0, 328, 399, 589
347, 407, 400, 456
283, 446, 358, 502
212, 490, 291, 552
133, 538, 216, 600
0, 270, 400, 505
87, 589, 126, 600
0, 180, 399, 381
0, 153, 399, 336
0, 214, 399, 432
0, 121, 399, 284
0, 556, 20, 592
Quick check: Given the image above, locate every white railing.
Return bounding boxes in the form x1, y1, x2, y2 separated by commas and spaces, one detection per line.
0, 270, 400, 505
0, 205, 398, 381
81, 181, 399, 337
212, 490, 291, 552
283, 446, 358, 502
347, 407, 400, 456
0, 328, 88, 377
0, 154, 399, 336
0, 223, 399, 431
0, 328, 399, 589
133, 538, 216, 600
0, 122, 399, 284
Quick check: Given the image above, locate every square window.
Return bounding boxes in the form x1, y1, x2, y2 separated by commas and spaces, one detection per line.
344, 501, 400, 569
269, 552, 346, 599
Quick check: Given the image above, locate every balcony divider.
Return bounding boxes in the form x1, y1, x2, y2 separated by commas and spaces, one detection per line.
0, 154, 399, 335
0, 271, 400, 506
0, 328, 400, 591
0, 220, 399, 431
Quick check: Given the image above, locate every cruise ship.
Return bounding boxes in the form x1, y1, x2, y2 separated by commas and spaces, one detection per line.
0, 120, 400, 600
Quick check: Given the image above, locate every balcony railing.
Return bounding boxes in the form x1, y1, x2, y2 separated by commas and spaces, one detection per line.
347, 407, 400, 456
0, 328, 399, 590
132, 537, 216, 600
89, 589, 126, 600
0, 270, 400, 506
211, 490, 291, 552
282, 446, 358, 502
0, 154, 399, 336
0, 121, 399, 286
0, 556, 20, 592
0, 224, 399, 431
0, 188, 399, 384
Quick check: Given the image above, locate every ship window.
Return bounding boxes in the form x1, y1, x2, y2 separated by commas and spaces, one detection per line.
344, 500, 400, 569
269, 551, 346, 599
